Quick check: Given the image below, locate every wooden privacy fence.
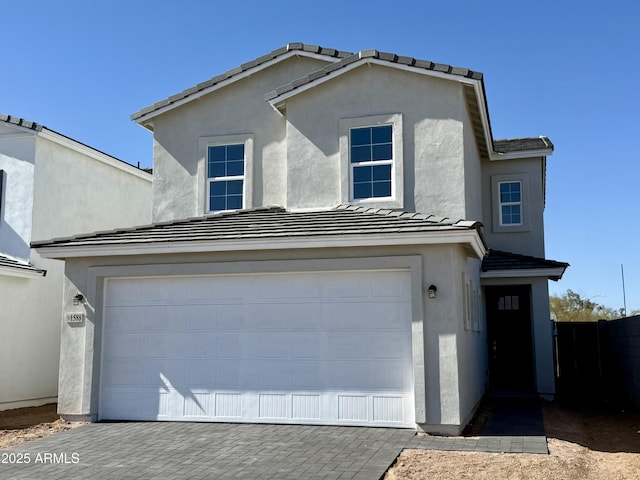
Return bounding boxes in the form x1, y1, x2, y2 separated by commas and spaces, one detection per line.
554, 316, 640, 408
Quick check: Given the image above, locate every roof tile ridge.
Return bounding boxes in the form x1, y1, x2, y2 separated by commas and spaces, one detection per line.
0, 113, 44, 132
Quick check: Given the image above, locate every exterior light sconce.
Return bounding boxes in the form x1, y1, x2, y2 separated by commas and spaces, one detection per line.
73, 293, 85, 305
427, 285, 437, 299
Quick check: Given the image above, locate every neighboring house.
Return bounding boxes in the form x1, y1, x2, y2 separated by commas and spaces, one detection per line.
33, 44, 567, 434
0, 114, 152, 411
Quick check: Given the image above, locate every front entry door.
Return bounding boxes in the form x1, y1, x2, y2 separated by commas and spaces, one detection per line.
485, 286, 535, 393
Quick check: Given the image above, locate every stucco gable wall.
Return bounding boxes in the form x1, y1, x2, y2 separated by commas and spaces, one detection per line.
282, 64, 469, 216
150, 56, 331, 222
31, 137, 152, 242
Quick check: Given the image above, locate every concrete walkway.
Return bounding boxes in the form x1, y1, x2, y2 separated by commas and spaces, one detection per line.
0, 400, 547, 480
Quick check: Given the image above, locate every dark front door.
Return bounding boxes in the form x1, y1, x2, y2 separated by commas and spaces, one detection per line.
485, 286, 535, 393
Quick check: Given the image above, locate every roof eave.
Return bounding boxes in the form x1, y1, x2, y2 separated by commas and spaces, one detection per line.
480, 266, 567, 281
0, 264, 47, 278
35, 229, 487, 261
489, 148, 554, 161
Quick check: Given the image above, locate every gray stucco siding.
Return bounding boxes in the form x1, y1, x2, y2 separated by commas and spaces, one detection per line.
58, 243, 484, 433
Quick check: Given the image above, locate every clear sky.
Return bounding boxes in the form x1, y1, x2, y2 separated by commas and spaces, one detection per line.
2, 0, 638, 312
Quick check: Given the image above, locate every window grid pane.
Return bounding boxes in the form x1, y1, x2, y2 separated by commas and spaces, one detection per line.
209, 179, 245, 212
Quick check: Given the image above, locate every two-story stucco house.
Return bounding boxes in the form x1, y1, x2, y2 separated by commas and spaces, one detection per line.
0, 114, 152, 411
34, 44, 567, 434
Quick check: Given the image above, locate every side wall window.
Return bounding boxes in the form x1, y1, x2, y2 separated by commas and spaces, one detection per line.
498, 181, 522, 226
491, 174, 530, 233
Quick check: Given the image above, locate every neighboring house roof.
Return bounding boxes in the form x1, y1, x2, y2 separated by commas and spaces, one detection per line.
32, 205, 485, 259
0, 114, 152, 181
493, 137, 554, 155
130, 43, 552, 161
0, 253, 46, 278
0, 114, 43, 132
481, 249, 569, 281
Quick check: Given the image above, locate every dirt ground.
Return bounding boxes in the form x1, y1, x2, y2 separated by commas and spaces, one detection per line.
0, 404, 82, 449
1, 403, 639, 479
385, 402, 640, 480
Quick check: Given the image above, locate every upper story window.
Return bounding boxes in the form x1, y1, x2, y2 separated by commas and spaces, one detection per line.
339, 114, 403, 210
350, 125, 393, 199
499, 181, 522, 225
198, 134, 253, 216
207, 144, 245, 212
491, 174, 530, 233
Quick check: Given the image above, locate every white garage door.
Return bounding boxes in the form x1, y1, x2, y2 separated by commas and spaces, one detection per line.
100, 270, 415, 427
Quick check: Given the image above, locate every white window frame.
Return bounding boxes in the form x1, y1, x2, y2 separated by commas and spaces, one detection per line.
339, 113, 403, 209
491, 173, 530, 233
198, 134, 253, 215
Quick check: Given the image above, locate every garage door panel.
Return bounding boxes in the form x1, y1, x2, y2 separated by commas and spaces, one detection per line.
370, 271, 409, 298
140, 306, 174, 332
369, 331, 412, 359
259, 361, 294, 388
185, 334, 217, 357
216, 305, 248, 330
290, 362, 321, 387
370, 361, 413, 390
102, 361, 143, 386
184, 361, 216, 387
291, 334, 320, 358
319, 272, 372, 298
101, 270, 415, 427
142, 335, 185, 358
370, 302, 412, 329
259, 333, 292, 358
104, 334, 146, 359
183, 392, 211, 417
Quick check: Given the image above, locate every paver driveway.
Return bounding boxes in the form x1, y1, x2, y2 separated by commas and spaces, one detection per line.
0, 422, 415, 480
1, 400, 548, 479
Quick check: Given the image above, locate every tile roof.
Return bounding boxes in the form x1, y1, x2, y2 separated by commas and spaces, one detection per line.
264, 49, 483, 102
493, 137, 554, 154
0, 253, 46, 276
32, 205, 481, 250
482, 249, 569, 280
0, 114, 44, 132
129, 43, 552, 159
130, 43, 354, 121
